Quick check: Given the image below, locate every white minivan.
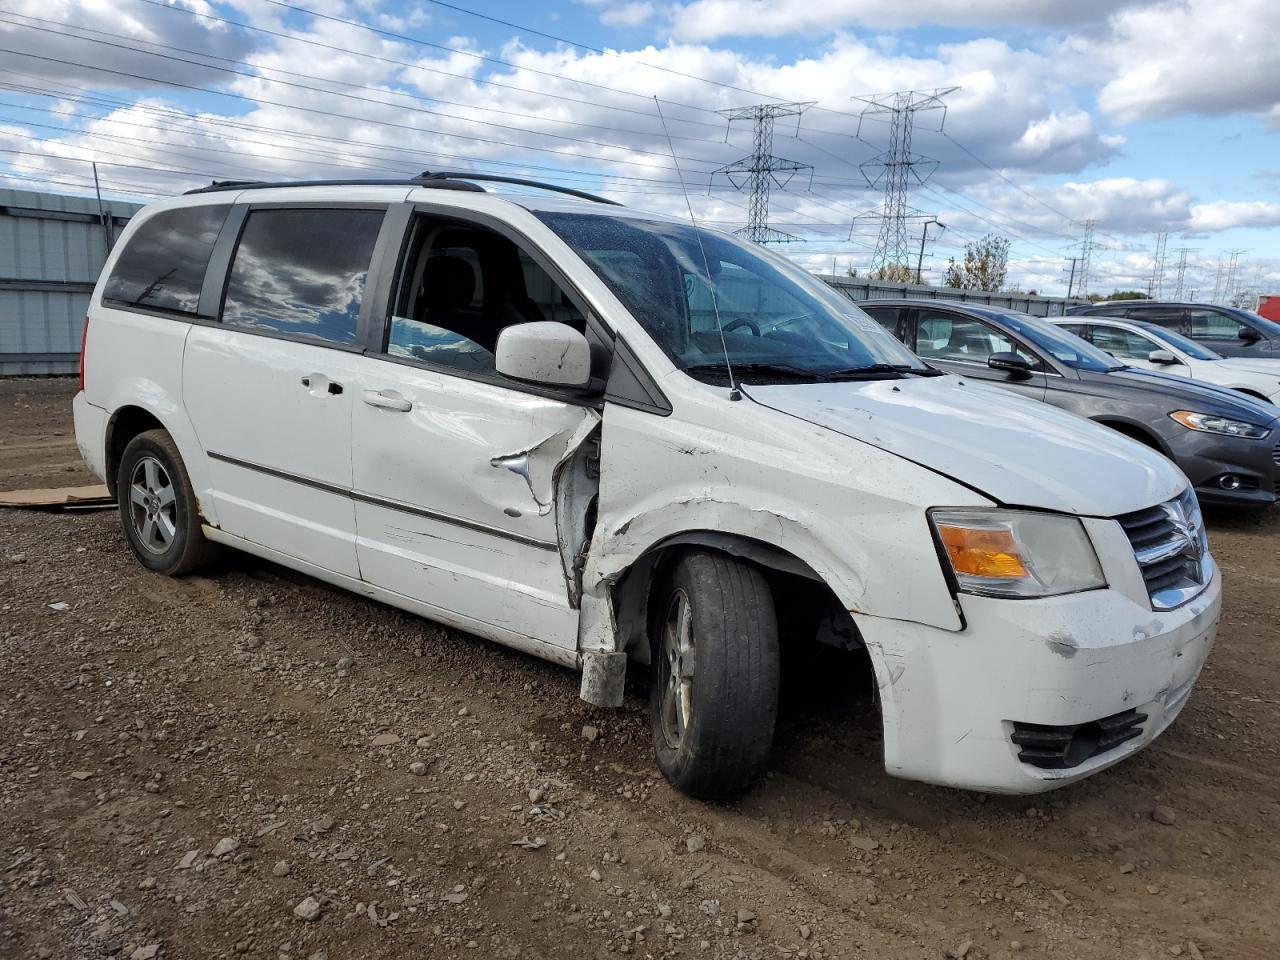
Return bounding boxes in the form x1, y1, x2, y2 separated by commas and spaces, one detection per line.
74, 173, 1221, 799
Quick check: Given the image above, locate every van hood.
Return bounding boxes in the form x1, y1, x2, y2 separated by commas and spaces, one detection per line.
744, 375, 1184, 517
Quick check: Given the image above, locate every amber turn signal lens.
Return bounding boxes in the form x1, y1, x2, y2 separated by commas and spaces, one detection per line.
937, 524, 1029, 579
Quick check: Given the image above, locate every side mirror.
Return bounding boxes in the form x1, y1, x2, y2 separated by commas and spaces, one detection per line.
1238, 326, 1262, 342
1148, 349, 1180, 365
496, 322, 592, 389
988, 351, 1033, 379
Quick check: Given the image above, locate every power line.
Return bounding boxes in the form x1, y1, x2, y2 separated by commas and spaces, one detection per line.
126, 0, 731, 135
0, 18, 728, 167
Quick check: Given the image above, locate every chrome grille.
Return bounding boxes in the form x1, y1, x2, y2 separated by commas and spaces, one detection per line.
1116, 490, 1210, 610
1273, 442, 1280, 467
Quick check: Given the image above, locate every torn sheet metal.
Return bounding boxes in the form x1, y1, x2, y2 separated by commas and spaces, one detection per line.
489, 412, 600, 516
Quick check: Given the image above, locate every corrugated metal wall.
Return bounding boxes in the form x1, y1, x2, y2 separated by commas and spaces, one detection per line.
818, 275, 1085, 317
0, 188, 141, 376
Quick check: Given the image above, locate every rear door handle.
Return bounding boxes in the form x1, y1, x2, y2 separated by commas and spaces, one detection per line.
362, 389, 412, 412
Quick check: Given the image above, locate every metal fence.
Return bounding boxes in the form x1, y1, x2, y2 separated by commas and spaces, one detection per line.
0, 188, 140, 376
817, 275, 1086, 317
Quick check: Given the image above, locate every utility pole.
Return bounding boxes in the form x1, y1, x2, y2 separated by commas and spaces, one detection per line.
1211, 258, 1224, 301
1064, 257, 1082, 299
914, 217, 944, 283
1147, 231, 1168, 298
1075, 219, 1096, 298
1171, 247, 1196, 299
854, 87, 958, 272
714, 101, 815, 244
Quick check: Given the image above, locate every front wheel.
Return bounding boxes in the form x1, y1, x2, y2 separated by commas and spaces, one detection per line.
116, 429, 219, 576
649, 550, 780, 800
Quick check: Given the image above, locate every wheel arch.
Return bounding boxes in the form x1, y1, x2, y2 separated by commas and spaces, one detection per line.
606, 529, 856, 666
104, 405, 167, 494
1092, 416, 1169, 455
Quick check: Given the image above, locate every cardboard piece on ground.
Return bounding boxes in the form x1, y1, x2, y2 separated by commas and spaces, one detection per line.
0, 484, 113, 510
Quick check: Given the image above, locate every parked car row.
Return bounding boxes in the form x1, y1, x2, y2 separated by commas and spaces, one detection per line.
75, 178, 1223, 802
861, 300, 1280, 508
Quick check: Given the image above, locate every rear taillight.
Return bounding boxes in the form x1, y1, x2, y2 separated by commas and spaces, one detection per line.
78, 314, 89, 392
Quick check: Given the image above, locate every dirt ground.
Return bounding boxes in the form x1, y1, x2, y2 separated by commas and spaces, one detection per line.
2, 377, 1278, 960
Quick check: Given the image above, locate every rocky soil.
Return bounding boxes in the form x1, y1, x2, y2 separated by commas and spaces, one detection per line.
2, 377, 1278, 960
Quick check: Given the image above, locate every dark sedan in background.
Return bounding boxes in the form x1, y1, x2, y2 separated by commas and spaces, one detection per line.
1066, 300, 1280, 360
861, 299, 1280, 507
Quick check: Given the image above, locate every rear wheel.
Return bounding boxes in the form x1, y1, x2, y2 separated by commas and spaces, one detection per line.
117, 429, 219, 576
649, 550, 780, 800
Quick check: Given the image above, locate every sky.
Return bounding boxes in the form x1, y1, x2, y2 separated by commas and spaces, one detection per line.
1, 0, 1278, 299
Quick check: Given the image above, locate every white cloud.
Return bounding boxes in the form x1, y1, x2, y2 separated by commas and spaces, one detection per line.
597, 2, 657, 28
663, 0, 1128, 40
1094, 0, 1280, 123
1188, 201, 1280, 233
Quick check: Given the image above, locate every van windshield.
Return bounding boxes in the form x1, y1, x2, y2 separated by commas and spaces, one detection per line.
536, 211, 933, 383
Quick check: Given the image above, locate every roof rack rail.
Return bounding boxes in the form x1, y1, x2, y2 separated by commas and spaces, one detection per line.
414, 171, 621, 206
184, 171, 621, 206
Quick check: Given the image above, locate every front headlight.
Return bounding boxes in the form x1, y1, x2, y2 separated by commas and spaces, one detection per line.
1169, 410, 1270, 439
930, 509, 1106, 599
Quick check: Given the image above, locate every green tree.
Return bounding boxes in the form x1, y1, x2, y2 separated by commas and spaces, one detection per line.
943, 234, 1011, 292
870, 262, 918, 284
1107, 290, 1150, 301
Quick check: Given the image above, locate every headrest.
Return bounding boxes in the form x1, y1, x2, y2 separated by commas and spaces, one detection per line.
421, 256, 476, 311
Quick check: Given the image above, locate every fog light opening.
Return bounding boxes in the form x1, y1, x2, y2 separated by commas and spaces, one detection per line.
1218, 474, 1243, 491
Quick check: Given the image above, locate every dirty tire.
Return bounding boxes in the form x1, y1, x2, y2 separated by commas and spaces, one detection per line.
116, 429, 219, 576
649, 550, 780, 800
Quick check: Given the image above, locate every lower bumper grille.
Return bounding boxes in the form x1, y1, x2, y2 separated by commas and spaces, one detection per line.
1011, 708, 1148, 770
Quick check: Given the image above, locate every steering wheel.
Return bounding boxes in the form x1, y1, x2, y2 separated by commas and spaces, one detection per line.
723, 317, 760, 336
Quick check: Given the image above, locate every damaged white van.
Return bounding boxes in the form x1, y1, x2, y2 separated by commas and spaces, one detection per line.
74, 174, 1221, 799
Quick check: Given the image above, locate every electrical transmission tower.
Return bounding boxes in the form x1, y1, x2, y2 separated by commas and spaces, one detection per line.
1075, 219, 1096, 298
1148, 231, 1168, 298
714, 102, 815, 244
854, 88, 958, 271
1223, 249, 1248, 304
1172, 247, 1196, 299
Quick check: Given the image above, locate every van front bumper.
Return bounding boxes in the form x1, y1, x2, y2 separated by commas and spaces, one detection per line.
856, 560, 1221, 794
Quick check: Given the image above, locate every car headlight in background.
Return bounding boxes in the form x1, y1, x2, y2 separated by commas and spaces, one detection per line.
931, 509, 1106, 599
1169, 410, 1270, 439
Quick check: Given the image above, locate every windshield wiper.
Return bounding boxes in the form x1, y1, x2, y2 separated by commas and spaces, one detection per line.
683, 362, 825, 382
822, 363, 945, 379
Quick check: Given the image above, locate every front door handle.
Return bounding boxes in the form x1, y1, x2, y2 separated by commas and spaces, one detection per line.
362, 389, 412, 412
302, 374, 343, 397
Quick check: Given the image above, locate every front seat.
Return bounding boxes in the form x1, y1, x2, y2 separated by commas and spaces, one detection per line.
414, 255, 490, 345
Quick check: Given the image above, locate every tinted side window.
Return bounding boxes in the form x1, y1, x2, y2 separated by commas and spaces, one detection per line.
861, 306, 900, 335
1090, 325, 1159, 360
915, 311, 1039, 367
1058, 322, 1089, 338
1131, 306, 1184, 330
102, 204, 230, 314
222, 208, 385, 345
1188, 308, 1246, 339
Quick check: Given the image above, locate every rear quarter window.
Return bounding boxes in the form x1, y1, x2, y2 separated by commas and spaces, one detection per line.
101, 204, 231, 315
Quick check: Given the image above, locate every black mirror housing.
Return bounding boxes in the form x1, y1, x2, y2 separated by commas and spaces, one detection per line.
1238, 326, 1262, 342
988, 351, 1033, 378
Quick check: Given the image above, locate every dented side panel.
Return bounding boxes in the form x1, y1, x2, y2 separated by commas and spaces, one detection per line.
351, 355, 599, 651
581, 383, 991, 662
